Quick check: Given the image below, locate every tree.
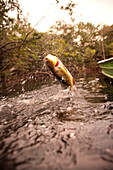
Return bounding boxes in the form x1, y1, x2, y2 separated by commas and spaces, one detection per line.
0, 0, 43, 81
97, 24, 113, 59
0, 0, 21, 80
76, 22, 99, 49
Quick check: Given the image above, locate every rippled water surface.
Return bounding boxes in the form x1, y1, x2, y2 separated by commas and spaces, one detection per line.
0, 75, 113, 170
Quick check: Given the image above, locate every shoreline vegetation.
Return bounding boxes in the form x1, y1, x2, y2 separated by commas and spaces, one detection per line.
0, 0, 113, 83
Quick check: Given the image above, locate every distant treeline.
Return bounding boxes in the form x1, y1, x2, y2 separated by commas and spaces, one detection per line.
0, 0, 113, 82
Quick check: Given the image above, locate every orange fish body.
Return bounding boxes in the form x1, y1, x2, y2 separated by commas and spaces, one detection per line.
45, 54, 75, 88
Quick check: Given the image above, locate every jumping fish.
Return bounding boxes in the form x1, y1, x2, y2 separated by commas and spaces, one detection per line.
45, 54, 75, 88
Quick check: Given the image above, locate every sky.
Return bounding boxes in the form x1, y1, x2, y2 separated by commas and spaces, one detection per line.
18, 0, 113, 32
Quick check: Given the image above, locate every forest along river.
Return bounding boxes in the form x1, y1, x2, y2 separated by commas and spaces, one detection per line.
0, 75, 113, 170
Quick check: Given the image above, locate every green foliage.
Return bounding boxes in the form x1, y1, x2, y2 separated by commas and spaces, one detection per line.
84, 47, 96, 60
77, 22, 99, 48
0, 0, 45, 81
84, 47, 96, 67
97, 24, 113, 59
108, 42, 113, 56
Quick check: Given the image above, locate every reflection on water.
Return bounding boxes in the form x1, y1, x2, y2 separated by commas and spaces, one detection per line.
0, 74, 113, 170
0, 77, 52, 98
77, 75, 113, 102
0, 73, 113, 101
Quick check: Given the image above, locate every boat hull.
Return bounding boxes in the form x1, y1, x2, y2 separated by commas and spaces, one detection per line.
98, 58, 113, 79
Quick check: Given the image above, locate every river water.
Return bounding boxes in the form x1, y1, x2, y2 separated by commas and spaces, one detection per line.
0, 74, 113, 170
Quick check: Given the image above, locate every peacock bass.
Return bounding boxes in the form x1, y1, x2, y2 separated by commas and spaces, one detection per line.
45, 54, 75, 88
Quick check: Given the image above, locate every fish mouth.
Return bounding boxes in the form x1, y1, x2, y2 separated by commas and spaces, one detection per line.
45, 57, 52, 67
45, 58, 50, 64
45, 57, 50, 62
